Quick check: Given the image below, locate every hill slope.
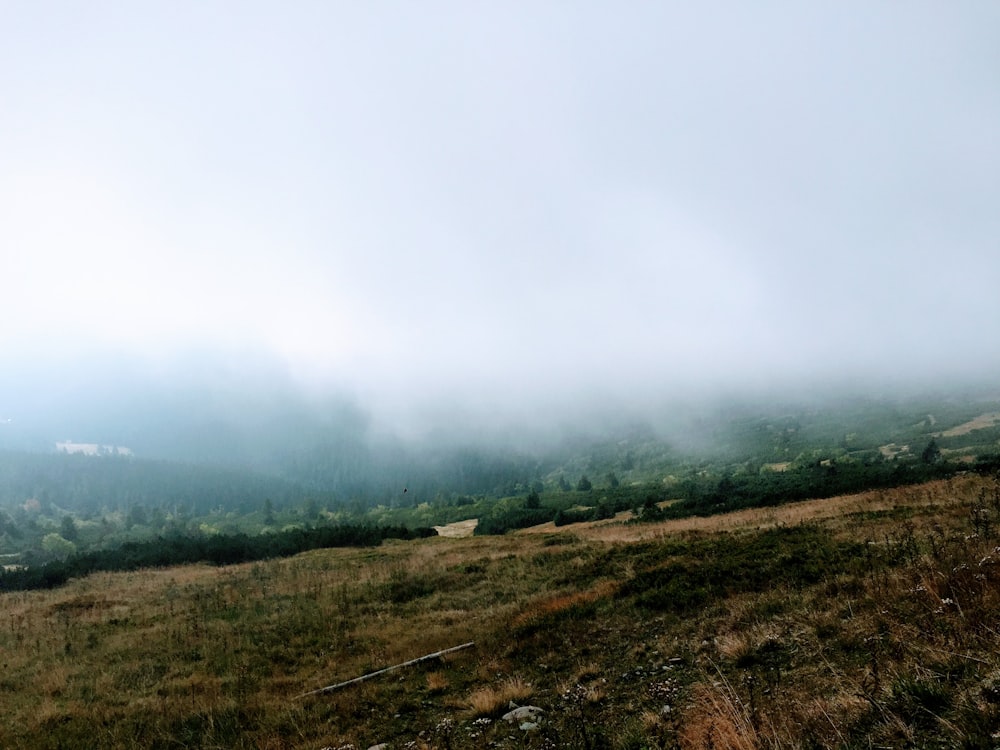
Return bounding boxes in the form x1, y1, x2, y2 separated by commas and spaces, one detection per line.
2, 474, 999, 749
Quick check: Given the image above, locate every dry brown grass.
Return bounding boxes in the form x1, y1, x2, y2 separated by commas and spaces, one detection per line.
562, 475, 985, 544
509, 579, 619, 632
425, 671, 450, 693
3, 474, 1000, 748
679, 680, 761, 750
465, 676, 535, 717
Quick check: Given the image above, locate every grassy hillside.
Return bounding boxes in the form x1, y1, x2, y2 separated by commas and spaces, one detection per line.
2, 473, 1000, 748
3, 395, 1000, 570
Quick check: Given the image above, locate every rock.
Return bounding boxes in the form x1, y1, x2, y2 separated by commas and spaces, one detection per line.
519, 721, 540, 731
367, 745, 388, 750
502, 705, 544, 723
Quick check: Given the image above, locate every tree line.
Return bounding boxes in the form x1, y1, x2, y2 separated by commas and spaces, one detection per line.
475, 451, 995, 534
0, 522, 437, 593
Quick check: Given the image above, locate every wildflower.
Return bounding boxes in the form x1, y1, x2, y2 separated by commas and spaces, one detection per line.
647, 679, 680, 700
934, 597, 957, 615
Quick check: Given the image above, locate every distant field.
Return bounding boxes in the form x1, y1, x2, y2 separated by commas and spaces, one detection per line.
938, 411, 1000, 437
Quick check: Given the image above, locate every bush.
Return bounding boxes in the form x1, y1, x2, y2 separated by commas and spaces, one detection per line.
553, 508, 593, 527
41, 533, 77, 560
475, 507, 554, 535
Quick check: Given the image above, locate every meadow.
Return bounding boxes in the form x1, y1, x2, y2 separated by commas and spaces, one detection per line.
3, 472, 1000, 749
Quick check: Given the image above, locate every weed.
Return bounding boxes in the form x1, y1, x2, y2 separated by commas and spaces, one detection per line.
888, 674, 952, 729
425, 671, 450, 694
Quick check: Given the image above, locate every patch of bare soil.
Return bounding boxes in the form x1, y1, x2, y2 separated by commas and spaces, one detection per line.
433, 519, 478, 538
879, 443, 909, 458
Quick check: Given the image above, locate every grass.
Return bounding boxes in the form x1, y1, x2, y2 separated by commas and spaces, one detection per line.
465, 676, 535, 717
2, 473, 1000, 748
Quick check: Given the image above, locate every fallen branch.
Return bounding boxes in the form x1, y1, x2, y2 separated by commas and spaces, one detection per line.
295, 641, 475, 699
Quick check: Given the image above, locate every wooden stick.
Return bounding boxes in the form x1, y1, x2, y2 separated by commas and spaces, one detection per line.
295, 641, 475, 699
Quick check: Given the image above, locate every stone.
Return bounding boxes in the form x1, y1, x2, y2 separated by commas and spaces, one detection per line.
502, 705, 544, 723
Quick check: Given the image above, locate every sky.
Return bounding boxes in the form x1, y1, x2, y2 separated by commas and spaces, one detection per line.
2, 2, 999, 420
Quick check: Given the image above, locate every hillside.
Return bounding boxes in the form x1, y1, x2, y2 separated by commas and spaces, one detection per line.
4, 393, 1000, 572
2, 473, 999, 749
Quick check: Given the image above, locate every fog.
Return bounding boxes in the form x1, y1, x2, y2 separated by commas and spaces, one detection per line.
2, 3, 999, 445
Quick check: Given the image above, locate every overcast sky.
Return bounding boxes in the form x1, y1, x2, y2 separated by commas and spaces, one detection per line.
2, 3, 999, 416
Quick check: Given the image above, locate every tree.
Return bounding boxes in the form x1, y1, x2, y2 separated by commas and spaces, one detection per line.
558, 475, 571, 492
638, 496, 664, 521
302, 498, 319, 521
606, 472, 620, 489
921, 438, 942, 464
525, 489, 540, 509
60, 515, 78, 542
577, 475, 592, 492
41, 533, 76, 560
714, 474, 736, 503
